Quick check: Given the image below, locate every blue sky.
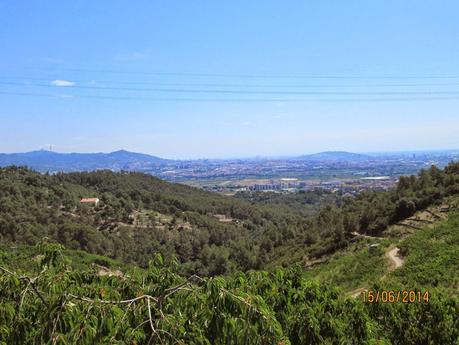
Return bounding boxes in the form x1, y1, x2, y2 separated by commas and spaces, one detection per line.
0, 0, 458, 158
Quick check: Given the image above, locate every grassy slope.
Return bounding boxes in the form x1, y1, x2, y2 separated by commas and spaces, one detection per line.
294, 204, 459, 294
389, 213, 459, 292
302, 238, 390, 291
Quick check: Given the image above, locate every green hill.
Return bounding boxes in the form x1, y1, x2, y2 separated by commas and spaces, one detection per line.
1, 163, 459, 343
0, 167, 314, 275
1, 162, 459, 276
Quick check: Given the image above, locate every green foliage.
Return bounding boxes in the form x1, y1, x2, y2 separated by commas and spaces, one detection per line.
366, 288, 459, 345
389, 212, 459, 290
0, 244, 286, 344
3, 162, 459, 275
234, 189, 340, 216
1, 244, 457, 344
303, 239, 389, 291
1, 163, 459, 343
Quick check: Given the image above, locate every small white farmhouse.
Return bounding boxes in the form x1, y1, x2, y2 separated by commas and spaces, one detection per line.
80, 198, 100, 206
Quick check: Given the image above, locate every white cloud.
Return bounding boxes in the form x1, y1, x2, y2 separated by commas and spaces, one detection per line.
51, 79, 75, 87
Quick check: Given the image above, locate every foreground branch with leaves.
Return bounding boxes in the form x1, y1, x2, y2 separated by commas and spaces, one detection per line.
0, 244, 286, 344
1, 243, 458, 344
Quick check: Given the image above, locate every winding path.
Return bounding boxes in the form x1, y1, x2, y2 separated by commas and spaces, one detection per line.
348, 246, 405, 298
385, 247, 404, 270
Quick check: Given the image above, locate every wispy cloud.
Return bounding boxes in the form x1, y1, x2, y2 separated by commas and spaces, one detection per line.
51, 79, 75, 87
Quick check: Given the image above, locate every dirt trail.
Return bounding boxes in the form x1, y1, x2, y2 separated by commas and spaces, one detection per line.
386, 247, 404, 271
346, 202, 457, 298
347, 246, 405, 298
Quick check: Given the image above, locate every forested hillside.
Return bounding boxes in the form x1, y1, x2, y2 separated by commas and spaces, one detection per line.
1, 163, 459, 343
234, 189, 341, 216
1, 163, 459, 276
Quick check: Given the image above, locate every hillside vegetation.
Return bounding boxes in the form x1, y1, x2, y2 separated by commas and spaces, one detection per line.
0, 234, 457, 344
1, 162, 459, 276
0, 163, 459, 343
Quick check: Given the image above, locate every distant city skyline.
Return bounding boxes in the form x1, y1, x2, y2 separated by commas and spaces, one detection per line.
1, 1, 458, 158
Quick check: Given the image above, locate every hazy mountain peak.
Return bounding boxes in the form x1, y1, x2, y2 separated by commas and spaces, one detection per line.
298, 151, 370, 161
0, 150, 170, 172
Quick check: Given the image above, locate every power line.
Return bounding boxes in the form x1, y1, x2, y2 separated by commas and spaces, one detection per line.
2, 81, 459, 96
1, 90, 459, 103
0, 91, 288, 102
10, 66, 459, 79
4, 76, 459, 88
57, 68, 459, 80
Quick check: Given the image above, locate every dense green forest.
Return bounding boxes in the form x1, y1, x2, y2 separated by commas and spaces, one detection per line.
234, 189, 341, 216
0, 226, 458, 345
1, 163, 459, 275
0, 163, 459, 343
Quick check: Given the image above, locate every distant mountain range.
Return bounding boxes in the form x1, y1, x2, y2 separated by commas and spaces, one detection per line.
1, 149, 457, 175
0, 150, 171, 172
0, 150, 372, 172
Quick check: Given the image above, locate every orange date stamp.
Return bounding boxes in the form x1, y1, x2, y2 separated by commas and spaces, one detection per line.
361, 290, 429, 303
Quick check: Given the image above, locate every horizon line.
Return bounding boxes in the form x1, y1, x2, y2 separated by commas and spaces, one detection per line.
1, 147, 459, 161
